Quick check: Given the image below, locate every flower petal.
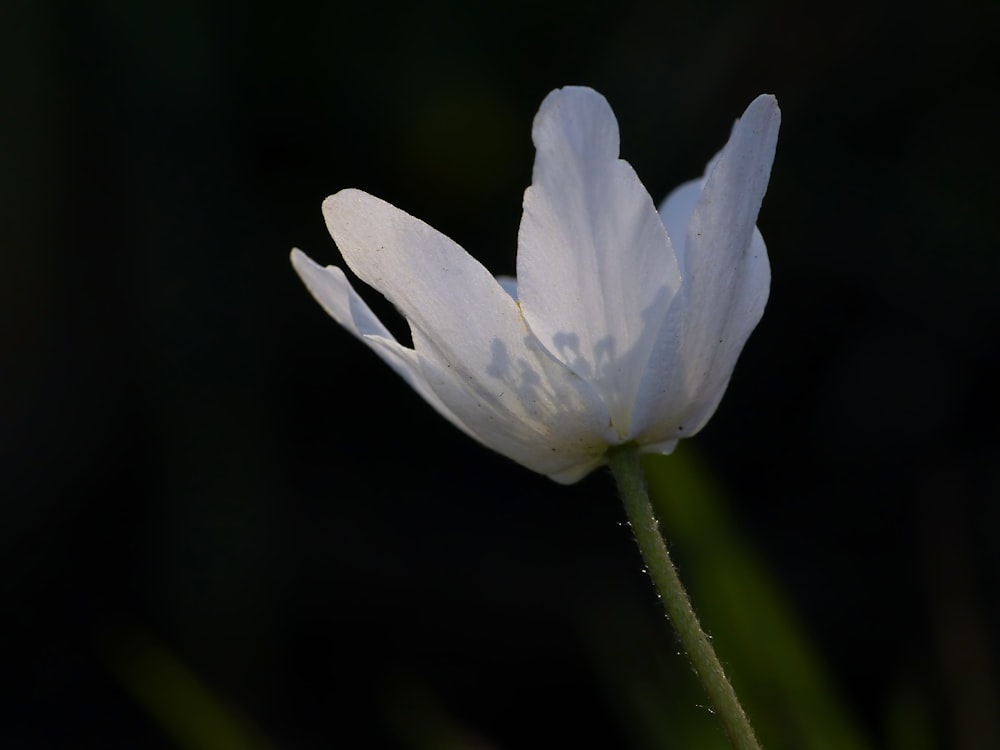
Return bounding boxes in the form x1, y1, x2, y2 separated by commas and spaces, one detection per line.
516, 86, 680, 438
290, 248, 476, 439
633, 94, 779, 444
322, 190, 614, 481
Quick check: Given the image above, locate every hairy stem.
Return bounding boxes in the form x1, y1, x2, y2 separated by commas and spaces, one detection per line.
607, 443, 761, 750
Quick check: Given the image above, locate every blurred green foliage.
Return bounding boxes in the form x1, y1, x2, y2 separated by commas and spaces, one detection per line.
641, 448, 875, 749
110, 630, 272, 750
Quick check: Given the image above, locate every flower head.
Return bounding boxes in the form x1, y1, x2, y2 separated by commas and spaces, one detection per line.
291, 86, 779, 483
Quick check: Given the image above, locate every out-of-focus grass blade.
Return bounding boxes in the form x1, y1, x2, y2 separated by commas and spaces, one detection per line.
382, 674, 500, 750
108, 629, 271, 750
638, 447, 875, 750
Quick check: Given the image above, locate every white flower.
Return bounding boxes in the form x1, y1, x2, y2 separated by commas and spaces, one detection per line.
291, 86, 779, 483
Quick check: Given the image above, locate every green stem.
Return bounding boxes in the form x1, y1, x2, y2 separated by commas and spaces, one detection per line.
607, 443, 761, 750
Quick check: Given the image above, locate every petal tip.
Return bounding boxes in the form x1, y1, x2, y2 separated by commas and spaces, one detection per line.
544, 84, 604, 105
742, 94, 782, 132
322, 188, 373, 222
290, 247, 316, 274
539, 85, 613, 119
533, 86, 619, 158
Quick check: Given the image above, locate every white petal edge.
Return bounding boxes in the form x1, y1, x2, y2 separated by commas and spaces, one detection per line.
516, 86, 680, 438
633, 94, 778, 445
320, 190, 615, 480
290, 248, 478, 440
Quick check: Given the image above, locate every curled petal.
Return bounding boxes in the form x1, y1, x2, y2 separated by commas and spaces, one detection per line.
290, 249, 476, 439
634, 94, 779, 444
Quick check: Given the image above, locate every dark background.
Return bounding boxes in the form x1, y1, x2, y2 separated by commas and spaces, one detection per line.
3, 0, 999, 747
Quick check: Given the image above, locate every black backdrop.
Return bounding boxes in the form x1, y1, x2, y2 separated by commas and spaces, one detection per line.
3, 0, 999, 747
